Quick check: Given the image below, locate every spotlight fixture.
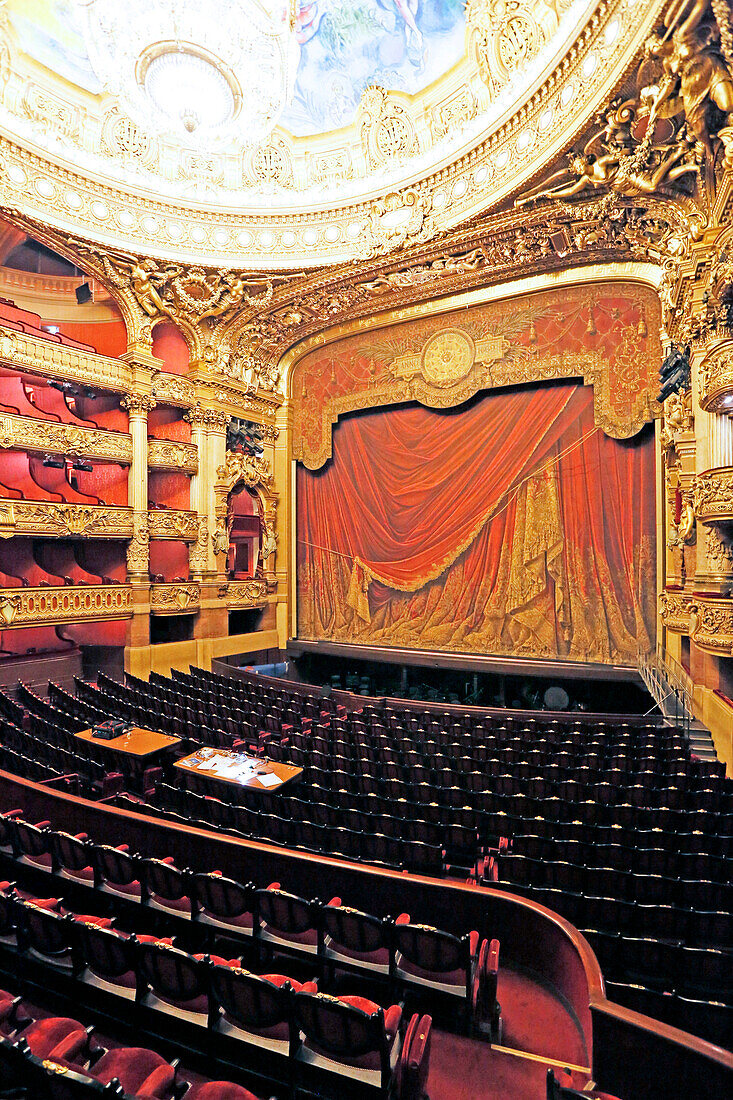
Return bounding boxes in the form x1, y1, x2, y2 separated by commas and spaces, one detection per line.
75, 282, 93, 305
41, 454, 65, 468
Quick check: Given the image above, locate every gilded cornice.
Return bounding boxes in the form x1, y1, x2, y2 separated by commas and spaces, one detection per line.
147, 439, 198, 475
0, 500, 133, 538
0, 0, 660, 268
0, 413, 132, 464
693, 467, 733, 524
149, 583, 200, 615
0, 324, 130, 392
0, 584, 133, 628
147, 509, 199, 542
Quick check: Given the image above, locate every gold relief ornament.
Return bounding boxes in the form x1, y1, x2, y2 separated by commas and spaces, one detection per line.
704, 525, 733, 572
689, 595, 733, 654
151, 372, 195, 409
358, 86, 418, 172
466, 0, 570, 97
147, 439, 198, 474
150, 583, 200, 613
659, 589, 693, 632
211, 522, 229, 558
0, 585, 133, 627
223, 577, 269, 608
217, 451, 273, 493
693, 467, 733, 521
358, 188, 434, 260
126, 514, 150, 574
147, 510, 199, 541
361, 249, 486, 296
188, 517, 209, 574
0, 593, 21, 626
698, 340, 733, 413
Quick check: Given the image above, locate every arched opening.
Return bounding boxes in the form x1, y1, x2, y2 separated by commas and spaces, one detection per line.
227, 484, 260, 579
152, 320, 190, 375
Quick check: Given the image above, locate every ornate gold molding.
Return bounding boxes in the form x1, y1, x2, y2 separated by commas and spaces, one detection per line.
120, 393, 156, 416
0, 325, 130, 392
216, 453, 273, 494
0, 584, 132, 627
0, 500, 133, 539
213, 452, 278, 586
699, 339, 733, 414
147, 509, 199, 542
147, 439, 198, 475
659, 589, 692, 635
693, 467, 733, 524
149, 583, 200, 615
0, 413, 132, 464
689, 595, 733, 656
219, 578, 268, 610
184, 405, 231, 430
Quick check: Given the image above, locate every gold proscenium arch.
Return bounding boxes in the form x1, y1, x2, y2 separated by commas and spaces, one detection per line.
283, 263, 665, 471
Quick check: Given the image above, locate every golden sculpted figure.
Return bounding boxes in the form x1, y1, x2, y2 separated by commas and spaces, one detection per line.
646, 0, 733, 154
517, 0, 733, 207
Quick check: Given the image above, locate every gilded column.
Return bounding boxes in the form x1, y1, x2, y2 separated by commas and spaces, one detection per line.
120, 391, 156, 672
274, 401, 291, 648
186, 405, 230, 643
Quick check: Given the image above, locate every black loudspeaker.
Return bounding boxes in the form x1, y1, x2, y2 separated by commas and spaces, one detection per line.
75, 282, 92, 304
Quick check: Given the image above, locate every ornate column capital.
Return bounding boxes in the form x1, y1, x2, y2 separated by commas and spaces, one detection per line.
184, 403, 230, 430
121, 393, 157, 416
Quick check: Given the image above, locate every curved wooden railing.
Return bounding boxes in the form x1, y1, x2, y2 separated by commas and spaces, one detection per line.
0, 769, 730, 1098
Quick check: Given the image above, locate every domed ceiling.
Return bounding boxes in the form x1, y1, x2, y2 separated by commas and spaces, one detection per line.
0, 0, 660, 268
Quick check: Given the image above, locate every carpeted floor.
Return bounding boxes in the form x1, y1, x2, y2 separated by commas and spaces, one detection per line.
429, 1029, 589, 1100
497, 965, 589, 1066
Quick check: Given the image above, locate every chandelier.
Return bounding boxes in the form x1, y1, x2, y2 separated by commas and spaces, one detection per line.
76, 0, 300, 147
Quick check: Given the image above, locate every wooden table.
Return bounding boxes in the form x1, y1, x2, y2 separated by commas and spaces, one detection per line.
173, 747, 302, 793
76, 727, 182, 760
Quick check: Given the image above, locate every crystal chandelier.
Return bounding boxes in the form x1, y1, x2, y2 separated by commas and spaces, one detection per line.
76, 0, 299, 147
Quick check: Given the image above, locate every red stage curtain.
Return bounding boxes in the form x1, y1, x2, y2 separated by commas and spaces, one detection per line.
297, 382, 655, 665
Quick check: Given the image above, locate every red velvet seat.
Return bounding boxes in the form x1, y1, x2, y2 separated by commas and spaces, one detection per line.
320, 898, 391, 979
142, 857, 193, 919
76, 922, 160, 1001
136, 940, 212, 1024
392, 915, 484, 1030
92, 844, 142, 901
209, 960, 315, 1066
256, 883, 319, 958
10, 816, 52, 870
20, 1015, 90, 1064
17, 897, 112, 970
399, 1013, 432, 1100
50, 829, 95, 885
90, 1045, 177, 1098
291, 989, 403, 1099
192, 871, 255, 940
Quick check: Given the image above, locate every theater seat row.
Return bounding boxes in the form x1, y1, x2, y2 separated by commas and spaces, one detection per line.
0, 809, 500, 1037
0, 891, 431, 1100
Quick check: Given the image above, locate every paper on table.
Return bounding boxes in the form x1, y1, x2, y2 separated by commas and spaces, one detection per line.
257, 772, 281, 788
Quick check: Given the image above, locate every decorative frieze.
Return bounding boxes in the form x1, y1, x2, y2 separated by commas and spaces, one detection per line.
0, 500, 133, 538
150, 583, 200, 615
689, 595, 733, 656
219, 578, 268, 609
693, 467, 733, 524
147, 509, 199, 542
147, 439, 198, 474
151, 372, 195, 409
0, 584, 132, 627
0, 325, 130, 392
659, 590, 693, 635
0, 413, 132, 464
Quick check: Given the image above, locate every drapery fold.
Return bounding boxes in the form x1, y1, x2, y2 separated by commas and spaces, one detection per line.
297, 382, 655, 665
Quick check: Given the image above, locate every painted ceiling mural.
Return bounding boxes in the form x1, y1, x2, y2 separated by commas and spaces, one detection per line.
285, 0, 465, 135
0, 0, 658, 265
6, 0, 466, 137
